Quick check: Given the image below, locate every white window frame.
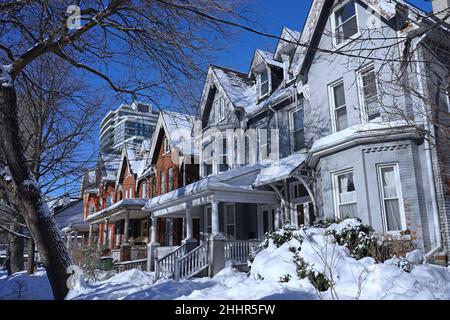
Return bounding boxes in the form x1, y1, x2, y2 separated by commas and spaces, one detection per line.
224, 203, 236, 240
160, 171, 166, 194
202, 139, 214, 177
257, 124, 270, 161
89, 205, 95, 215
282, 54, 295, 84
377, 163, 406, 233
328, 79, 348, 132
331, 0, 360, 48
168, 168, 174, 192
217, 137, 229, 172
332, 169, 357, 219
259, 69, 270, 99
357, 64, 380, 122
163, 136, 170, 155
215, 97, 226, 123
106, 195, 113, 207
129, 188, 133, 198
289, 106, 305, 152
142, 182, 147, 198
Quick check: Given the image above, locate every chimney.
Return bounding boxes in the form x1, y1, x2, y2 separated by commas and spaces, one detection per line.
432, 0, 450, 23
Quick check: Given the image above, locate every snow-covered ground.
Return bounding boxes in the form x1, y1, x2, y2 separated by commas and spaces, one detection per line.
1, 219, 449, 300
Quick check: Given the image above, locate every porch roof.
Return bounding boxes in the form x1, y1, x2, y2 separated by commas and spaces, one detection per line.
253, 153, 306, 187
144, 163, 280, 217
86, 198, 149, 224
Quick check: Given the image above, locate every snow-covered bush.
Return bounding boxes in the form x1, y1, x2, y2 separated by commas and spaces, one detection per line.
293, 255, 330, 291
262, 223, 303, 249
326, 219, 380, 260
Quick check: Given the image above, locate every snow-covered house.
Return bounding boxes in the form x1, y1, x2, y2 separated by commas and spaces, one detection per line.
143, 0, 449, 280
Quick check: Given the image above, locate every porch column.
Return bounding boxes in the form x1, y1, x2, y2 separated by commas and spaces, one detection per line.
104, 219, 109, 248
208, 200, 225, 277
147, 215, 160, 272
124, 212, 130, 243
211, 201, 221, 238
275, 207, 281, 230
88, 224, 93, 246
183, 208, 197, 253
185, 208, 193, 240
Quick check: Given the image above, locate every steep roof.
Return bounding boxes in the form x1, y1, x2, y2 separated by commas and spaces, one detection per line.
211, 65, 257, 113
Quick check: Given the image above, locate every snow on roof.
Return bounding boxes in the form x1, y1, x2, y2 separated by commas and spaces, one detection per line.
247, 85, 294, 116
126, 146, 147, 177
100, 153, 121, 182
282, 27, 301, 42
86, 198, 148, 221
256, 49, 284, 69
162, 111, 196, 155
145, 163, 264, 210
254, 153, 307, 186
212, 66, 257, 113
310, 120, 411, 152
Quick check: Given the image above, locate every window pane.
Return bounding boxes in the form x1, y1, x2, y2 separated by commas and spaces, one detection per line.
385, 199, 402, 231
261, 71, 269, 83
335, 1, 356, 25
340, 17, 358, 41
294, 129, 305, 151
226, 226, 235, 240
335, 107, 348, 131
338, 172, 356, 203
293, 109, 303, 130
339, 203, 357, 218
381, 167, 397, 198
261, 81, 269, 95
333, 83, 346, 107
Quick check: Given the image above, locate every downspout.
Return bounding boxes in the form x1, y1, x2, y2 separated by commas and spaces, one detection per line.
412, 35, 443, 259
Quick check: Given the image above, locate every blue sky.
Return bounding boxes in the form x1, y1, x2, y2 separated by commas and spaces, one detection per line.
216, 0, 431, 73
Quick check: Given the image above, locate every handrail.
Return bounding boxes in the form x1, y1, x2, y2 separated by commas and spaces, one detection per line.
174, 241, 209, 281
155, 243, 187, 280
224, 240, 260, 265
114, 258, 147, 273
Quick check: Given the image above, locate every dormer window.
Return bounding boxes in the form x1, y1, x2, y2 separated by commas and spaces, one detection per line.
333, 0, 359, 46
260, 70, 270, 98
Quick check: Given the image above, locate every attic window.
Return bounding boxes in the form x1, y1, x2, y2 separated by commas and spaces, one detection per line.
333, 0, 358, 46
215, 97, 225, 123
260, 70, 270, 98
163, 137, 170, 154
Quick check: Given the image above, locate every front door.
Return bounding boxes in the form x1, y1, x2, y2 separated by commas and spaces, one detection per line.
258, 205, 275, 239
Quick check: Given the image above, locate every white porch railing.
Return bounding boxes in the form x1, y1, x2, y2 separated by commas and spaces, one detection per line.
174, 241, 209, 281
155, 243, 187, 280
114, 258, 147, 273
224, 240, 260, 265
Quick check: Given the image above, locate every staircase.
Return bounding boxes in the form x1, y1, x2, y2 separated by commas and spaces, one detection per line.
153, 239, 261, 282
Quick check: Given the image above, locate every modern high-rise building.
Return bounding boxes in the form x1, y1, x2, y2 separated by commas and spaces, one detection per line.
99, 101, 159, 154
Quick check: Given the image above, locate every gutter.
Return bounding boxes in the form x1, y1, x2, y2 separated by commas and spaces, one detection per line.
411, 34, 444, 259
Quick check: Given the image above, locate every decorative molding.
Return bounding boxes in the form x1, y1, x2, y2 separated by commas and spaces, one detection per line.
362, 144, 409, 153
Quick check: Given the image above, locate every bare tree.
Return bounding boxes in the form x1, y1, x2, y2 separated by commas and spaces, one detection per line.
0, 0, 249, 299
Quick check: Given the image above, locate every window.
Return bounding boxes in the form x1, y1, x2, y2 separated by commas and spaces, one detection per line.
333, 0, 358, 46
89, 205, 95, 215
333, 170, 357, 218
129, 188, 133, 198
152, 177, 156, 197
290, 108, 305, 152
163, 137, 170, 154
160, 171, 166, 194
260, 70, 270, 98
378, 164, 405, 232
219, 138, 229, 172
142, 182, 147, 198
215, 97, 225, 123
168, 168, 174, 192
329, 81, 348, 132
124, 189, 128, 199
224, 204, 236, 240
258, 126, 270, 161
203, 141, 214, 176
106, 196, 113, 207
358, 65, 380, 121
141, 220, 148, 237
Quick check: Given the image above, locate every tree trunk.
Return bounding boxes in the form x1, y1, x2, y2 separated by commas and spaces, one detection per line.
0, 85, 72, 300
8, 224, 24, 274
27, 238, 35, 274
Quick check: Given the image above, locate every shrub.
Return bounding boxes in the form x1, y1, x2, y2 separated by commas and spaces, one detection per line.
262, 224, 303, 249
279, 274, 291, 283
293, 255, 330, 292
